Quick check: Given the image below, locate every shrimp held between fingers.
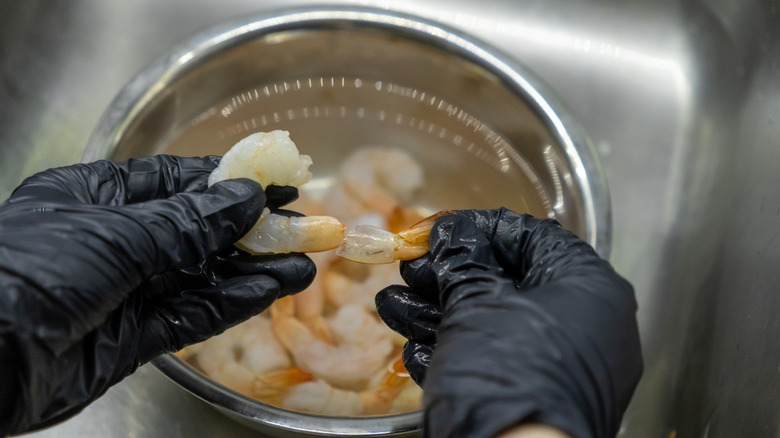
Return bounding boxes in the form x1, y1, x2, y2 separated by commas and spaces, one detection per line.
208, 130, 313, 188
235, 208, 344, 254
335, 210, 452, 264
209, 130, 345, 254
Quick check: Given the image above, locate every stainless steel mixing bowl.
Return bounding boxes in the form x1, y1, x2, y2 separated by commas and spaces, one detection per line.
84, 6, 611, 437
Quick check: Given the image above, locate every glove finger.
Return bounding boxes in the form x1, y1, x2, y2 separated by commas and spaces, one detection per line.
9, 155, 220, 205
207, 251, 316, 297
375, 285, 441, 343
428, 214, 512, 310
456, 208, 612, 289
118, 178, 265, 277
264, 185, 299, 209
118, 155, 222, 203
140, 268, 211, 301
399, 255, 440, 304
141, 251, 315, 303
270, 208, 304, 218
402, 341, 434, 386
136, 274, 282, 363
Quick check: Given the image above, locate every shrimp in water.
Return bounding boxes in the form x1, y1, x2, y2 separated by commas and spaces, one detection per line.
337, 147, 424, 218
270, 296, 393, 390
292, 252, 334, 344
281, 358, 412, 416
188, 315, 291, 396
324, 261, 403, 311
321, 147, 424, 225
209, 130, 344, 254
252, 367, 314, 406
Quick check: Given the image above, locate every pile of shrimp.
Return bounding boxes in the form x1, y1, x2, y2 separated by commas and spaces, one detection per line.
177, 131, 428, 416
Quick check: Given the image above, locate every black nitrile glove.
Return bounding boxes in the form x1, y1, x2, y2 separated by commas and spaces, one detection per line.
0, 155, 316, 436
376, 208, 642, 438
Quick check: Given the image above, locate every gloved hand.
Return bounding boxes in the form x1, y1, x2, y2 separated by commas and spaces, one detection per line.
0, 155, 316, 436
376, 208, 642, 438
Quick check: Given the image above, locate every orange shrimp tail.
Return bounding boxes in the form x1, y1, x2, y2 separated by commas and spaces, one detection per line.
359, 357, 412, 415
253, 367, 313, 404
378, 357, 410, 394
302, 317, 334, 345
270, 296, 296, 319
388, 207, 426, 234
395, 210, 454, 260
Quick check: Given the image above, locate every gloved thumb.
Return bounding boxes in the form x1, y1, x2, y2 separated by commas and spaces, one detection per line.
428, 214, 514, 311
117, 178, 264, 278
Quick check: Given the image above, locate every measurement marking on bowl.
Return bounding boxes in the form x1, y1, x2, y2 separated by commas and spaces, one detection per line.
168, 74, 551, 224
213, 76, 543, 184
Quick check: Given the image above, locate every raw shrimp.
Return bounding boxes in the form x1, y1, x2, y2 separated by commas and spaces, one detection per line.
292, 253, 333, 344
190, 315, 291, 396
252, 367, 314, 406
335, 210, 451, 264
321, 183, 375, 227
270, 297, 393, 390
388, 380, 424, 415
236, 209, 344, 254
337, 147, 424, 218
208, 130, 313, 188
281, 380, 362, 416
209, 130, 345, 254
281, 358, 412, 416
323, 262, 404, 311
322, 262, 408, 348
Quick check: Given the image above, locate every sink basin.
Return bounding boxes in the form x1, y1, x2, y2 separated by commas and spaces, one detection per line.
3, 1, 779, 437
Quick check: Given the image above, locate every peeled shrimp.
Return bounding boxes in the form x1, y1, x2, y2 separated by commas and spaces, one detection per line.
335, 210, 450, 264
208, 130, 313, 188
292, 254, 333, 344
321, 262, 408, 348
388, 379, 424, 415
191, 315, 291, 396
324, 262, 404, 311
236, 208, 344, 254
337, 147, 424, 218
282, 358, 411, 416
281, 380, 363, 416
209, 130, 344, 254
252, 367, 314, 406
270, 297, 393, 390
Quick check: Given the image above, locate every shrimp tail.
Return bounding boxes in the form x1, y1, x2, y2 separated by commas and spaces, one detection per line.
359, 357, 410, 415
335, 210, 453, 264
253, 368, 314, 405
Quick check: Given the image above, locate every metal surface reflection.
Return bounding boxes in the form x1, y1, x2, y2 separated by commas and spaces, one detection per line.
2, 0, 779, 437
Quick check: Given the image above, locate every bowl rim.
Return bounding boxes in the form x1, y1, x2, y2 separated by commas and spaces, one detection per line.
87, 4, 612, 436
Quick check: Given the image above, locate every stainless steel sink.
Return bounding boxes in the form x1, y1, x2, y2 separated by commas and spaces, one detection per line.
2, 1, 779, 436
